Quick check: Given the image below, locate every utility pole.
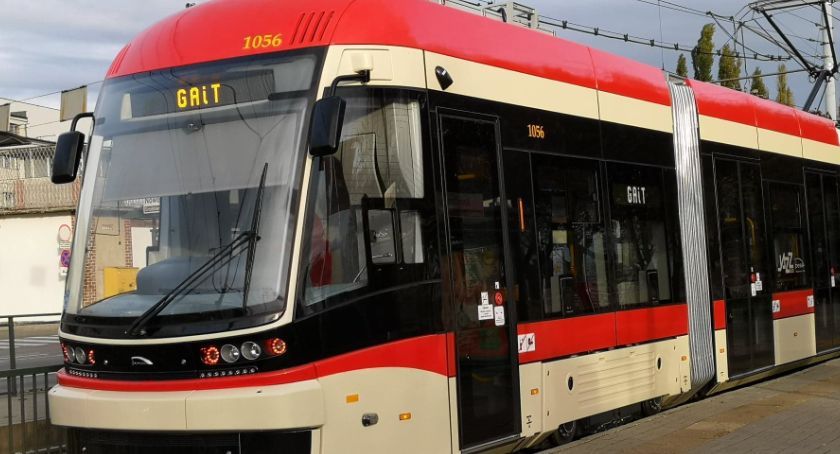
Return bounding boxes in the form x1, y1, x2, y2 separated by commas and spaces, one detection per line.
824, 0, 837, 120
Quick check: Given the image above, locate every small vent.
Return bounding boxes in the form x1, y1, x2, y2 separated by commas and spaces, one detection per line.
291, 10, 335, 45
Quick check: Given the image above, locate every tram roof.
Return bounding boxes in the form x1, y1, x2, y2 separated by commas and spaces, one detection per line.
106, 0, 838, 147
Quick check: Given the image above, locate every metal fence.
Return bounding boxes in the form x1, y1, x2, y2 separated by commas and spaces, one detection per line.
1, 313, 66, 453
2, 366, 66, 454
0, 146, 77, 214
0, 314, 62, 396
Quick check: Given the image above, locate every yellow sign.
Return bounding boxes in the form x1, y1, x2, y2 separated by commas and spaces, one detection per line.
176, 83, 221, 109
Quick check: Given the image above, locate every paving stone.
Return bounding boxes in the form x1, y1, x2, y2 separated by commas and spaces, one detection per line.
542, 358, 840, 454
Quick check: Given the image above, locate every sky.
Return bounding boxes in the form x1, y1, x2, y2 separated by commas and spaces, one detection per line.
0, 0, 835, 113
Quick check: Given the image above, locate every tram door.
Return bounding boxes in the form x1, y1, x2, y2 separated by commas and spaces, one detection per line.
806, 171, 840, 352
439, 114, 520, 450
715, 158, 775, 376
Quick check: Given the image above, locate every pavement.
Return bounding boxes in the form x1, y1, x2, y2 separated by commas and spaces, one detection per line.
0, 323, 63, 371
542, 357, 840, 454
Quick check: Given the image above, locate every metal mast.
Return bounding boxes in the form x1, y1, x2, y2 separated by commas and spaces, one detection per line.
824, 1, 837, 120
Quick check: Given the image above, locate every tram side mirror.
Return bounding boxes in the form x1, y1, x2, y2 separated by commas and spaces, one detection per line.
51, 131, 85, 184
309, 96, 346, 157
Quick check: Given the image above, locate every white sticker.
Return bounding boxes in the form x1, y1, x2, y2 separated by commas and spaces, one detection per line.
478, 304, 494, 321
494, 306, 506, 326
494, 281, 501, 290
807, 295, 815, 308
480, 291, 490, 305
832, 276, 836, 288
754, 280, 763, 292
772, 299, 781, 313
518, 333, 536, 353
751, 283, 757, 297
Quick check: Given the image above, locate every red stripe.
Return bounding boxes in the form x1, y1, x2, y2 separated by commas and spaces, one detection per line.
312, 334, 448, 378
772, 289, 814, 320
752, 96, 801, 138
796, 110, 840, 146
615, 304, 688, 346
517, 313, 616, 364
714, 299, 726, 330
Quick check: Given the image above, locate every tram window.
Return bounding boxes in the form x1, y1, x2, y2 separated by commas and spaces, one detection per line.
503, 150, 542, 322
532, 155, 609, 317
769, 183, 808, 291
300, 90, 429, 311
608, 164, 672, 308
702, 155, 724, 301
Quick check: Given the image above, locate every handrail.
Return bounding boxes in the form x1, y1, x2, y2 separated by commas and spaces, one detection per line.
0, 312, 61, 319
0, 365, 63, 379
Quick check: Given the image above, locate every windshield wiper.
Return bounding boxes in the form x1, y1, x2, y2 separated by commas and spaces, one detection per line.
241, 163, 268, 308
126, 163, 269, 336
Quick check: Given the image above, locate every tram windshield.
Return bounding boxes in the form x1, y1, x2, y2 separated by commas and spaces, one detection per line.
61, 51, 321, 338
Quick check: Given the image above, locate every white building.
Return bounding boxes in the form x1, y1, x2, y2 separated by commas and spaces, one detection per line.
0, 98, 73, 142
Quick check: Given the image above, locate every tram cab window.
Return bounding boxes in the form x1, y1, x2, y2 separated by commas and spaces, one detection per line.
300, 89, 429, 312
532, 155, 609, 317
769, 183, 808, 291
608, 164, 673, 308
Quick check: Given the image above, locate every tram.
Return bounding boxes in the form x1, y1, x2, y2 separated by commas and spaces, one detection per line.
47, 0, 840, 452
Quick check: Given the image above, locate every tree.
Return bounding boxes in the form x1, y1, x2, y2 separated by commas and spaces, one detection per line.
750, 68, 769, 99
692, 24, 715, 82
676, 54, 688, 77
776, 64, 796, 107
718, 44, 742, 90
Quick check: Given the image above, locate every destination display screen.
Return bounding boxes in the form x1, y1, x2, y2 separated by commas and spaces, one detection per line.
125, 68, 277, 118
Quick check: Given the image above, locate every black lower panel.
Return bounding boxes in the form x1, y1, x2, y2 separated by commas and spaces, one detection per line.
815, 288, 834, 353
68, 429, 311, 454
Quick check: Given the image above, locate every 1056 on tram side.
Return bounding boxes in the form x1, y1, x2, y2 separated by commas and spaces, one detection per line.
48, 0, 840, 453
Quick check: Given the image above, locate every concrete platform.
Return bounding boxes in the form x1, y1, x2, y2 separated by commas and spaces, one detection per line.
543, 357, 840, 454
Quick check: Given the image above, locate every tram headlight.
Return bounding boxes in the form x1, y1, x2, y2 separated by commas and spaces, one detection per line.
61, 343, 72, 363
74, 346, 87, 365
200, 345, 221, 366
241, 341, 262, 361
220, 344, 240, 364
265, 338, 287, 357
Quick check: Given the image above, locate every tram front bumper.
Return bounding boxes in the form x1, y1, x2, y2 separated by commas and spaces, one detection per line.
48, 378, 324, 431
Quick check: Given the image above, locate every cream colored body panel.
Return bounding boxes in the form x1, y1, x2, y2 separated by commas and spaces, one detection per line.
518, 361, 543, 438
803, 138, 840, 165
185, 380, 323, 431
773, 314, 817, 366
318, 368, 452, 454
50, 386, 191, 431
49, 379, 324, 432
757, 129, 803, 158
542, 336, 690, 430
714, 329, 729, 383
319, 45, 427, 93
698, 115, 759, 150
598, 91, 673, 133
425, 52, 600, 120
448, 376, 460, 454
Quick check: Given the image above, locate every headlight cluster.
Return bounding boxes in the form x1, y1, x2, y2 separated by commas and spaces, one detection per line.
61, 342, 95, 366
199, 338, 285, 367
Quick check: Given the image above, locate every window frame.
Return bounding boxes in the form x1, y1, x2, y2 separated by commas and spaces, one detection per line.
295, 87, 439, 319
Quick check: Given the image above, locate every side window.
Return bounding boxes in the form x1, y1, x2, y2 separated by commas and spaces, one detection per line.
608, 163, 673, 308
504, 150, 543, 322
300, 89, 429, 313
703, 154, 724, 301
532, 155, 609, 317
769, 183, 808, 291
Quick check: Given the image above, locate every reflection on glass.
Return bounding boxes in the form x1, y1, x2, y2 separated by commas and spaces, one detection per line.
64, 52, 319, 337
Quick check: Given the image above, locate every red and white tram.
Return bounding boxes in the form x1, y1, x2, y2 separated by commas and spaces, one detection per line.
48, 0, 840, 452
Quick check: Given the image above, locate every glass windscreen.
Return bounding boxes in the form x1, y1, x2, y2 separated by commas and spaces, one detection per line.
63, 51, 320, 338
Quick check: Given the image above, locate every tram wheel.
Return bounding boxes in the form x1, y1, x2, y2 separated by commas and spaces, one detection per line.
641, 397, 663, 416
551, 420, 578, 445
